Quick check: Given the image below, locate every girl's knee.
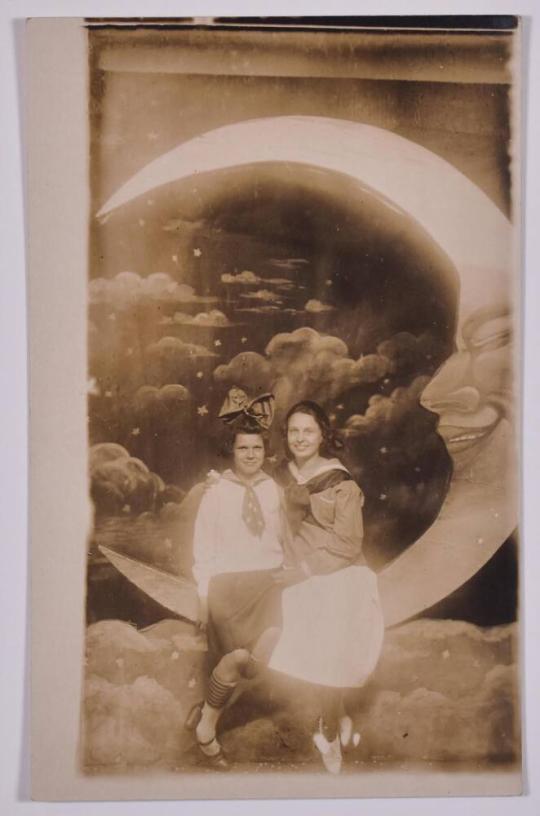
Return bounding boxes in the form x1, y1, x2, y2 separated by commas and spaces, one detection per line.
232, 648, 250, 668
214, 649, 250, 682
252, 627, 281, 663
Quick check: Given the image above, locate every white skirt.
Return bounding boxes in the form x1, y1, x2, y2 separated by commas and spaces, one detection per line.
268, 566, 384, 688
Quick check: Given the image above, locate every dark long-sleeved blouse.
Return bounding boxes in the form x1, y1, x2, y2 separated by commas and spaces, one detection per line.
277, 459, 366, 575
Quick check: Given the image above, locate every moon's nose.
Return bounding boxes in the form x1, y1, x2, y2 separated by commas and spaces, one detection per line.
421, 385, 481, 415
420, 350, 480, 415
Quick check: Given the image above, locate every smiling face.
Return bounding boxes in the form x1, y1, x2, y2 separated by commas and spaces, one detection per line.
420, 305, 512, 468
233, 433, 265, 480
380, 301, 517, 626
287, 412, 324, 465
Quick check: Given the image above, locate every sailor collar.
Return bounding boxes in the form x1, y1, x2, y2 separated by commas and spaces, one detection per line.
221, 468, 273, 488
288, 458, 350, 485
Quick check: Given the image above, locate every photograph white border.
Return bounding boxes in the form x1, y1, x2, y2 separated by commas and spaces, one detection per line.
2, 1, 539, 814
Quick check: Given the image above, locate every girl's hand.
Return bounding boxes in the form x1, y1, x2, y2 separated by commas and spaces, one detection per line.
203, 469, 221, 491
272, 566, 308, 587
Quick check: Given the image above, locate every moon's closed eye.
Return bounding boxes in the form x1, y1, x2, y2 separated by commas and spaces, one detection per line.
470, 321, 512, 351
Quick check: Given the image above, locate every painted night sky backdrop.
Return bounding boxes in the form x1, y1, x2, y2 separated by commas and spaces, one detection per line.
87, 26, 516, 623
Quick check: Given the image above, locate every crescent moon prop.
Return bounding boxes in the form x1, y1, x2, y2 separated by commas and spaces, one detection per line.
96, 115, 517, 627
99, 545, 199, 623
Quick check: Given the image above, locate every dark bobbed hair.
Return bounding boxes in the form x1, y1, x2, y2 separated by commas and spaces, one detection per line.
217, 417, 270, 459
282, 400, 345, 459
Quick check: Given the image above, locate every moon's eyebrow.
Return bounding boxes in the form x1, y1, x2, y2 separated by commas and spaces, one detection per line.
471, 328, 511, 348
469, 317, 511, 348
462, 304, 510, 342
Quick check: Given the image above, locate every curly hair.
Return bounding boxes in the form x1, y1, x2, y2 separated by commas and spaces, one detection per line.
282, 400, 345, 459
217, 417, 270, 459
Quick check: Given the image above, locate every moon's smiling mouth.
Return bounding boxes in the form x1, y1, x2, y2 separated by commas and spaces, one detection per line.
427, 403, 501, 455
438, 423, 497, 452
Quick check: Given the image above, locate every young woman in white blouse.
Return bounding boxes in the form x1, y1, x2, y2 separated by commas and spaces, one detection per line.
186, 393, 285, 768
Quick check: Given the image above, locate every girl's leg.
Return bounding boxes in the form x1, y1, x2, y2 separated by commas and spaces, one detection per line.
320, 687, 341, 742
245, 626, 281, 677
194, 626, 281, 759
340, 689, 363, 748
195, 648, 250, 757
320, 690, 360, 749
193, 623, 282, 760
313, 688, 343, 774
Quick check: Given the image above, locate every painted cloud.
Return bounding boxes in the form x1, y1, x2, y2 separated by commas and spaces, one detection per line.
89, 272, 216, 309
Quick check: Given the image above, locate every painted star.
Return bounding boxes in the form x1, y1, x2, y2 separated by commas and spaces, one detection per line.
325, 279, 332, 286
197, 405, 209, 416
126, 347, 133, 356
241, 337, 248, 344
380, 446, 388, 454
131, 427, 141, 436
108, 313, 116, 321
379, 493, 387, 501
172, 254, 178, 263
336, 404, 344, 410
147, 131, 159, 141
104, 390, 113, 398
196, 371, 204, 379
138, 218, 146, 227
214, 339, 222, 347
193, 247, 202, 257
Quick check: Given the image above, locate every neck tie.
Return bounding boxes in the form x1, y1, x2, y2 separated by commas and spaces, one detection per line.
242, 484, 266, 537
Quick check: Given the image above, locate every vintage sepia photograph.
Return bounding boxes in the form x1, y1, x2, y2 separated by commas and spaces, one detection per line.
27, 14, 522, 801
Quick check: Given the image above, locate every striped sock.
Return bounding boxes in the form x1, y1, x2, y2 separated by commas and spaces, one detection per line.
206, 672, 236, 710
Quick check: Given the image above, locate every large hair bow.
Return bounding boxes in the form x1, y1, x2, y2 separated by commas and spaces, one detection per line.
218, 386, 275, 430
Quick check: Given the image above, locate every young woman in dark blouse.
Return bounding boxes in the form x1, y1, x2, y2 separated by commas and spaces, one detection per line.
268, 401, 385, 774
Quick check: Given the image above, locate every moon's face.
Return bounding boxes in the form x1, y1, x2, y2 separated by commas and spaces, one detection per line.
380, 296, 516, 625
421, 306, 513, 467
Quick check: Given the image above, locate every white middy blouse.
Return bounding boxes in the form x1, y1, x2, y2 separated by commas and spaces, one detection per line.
192, 469, 284, 599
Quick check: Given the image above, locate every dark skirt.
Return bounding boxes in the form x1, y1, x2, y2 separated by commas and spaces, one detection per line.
206, 569, 282, 669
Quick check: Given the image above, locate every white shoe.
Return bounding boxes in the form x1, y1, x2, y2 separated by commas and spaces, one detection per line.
313, 728, 342, 775
339, 715, 353, 748
339, 715, 361, 749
